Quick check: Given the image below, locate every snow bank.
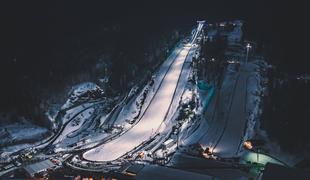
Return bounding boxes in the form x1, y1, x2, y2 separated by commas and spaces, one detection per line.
239, 60, 268, 153
53, 108, 95, 147
0, 123, 49, 147
0, 120, 50, 159
61, 82, 103, 110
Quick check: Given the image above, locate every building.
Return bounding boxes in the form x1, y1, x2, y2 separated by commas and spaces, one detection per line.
120, 164, 216, 180
23, 159, 56, 178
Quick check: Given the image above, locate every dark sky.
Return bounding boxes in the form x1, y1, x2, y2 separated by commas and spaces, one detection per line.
0, 0, 308, 90
1, 0, 307, 68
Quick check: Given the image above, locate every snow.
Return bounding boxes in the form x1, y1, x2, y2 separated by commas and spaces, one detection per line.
181, 59, 267, 159
181, 64, 237, 146
106, 41, 184, 129
45, 104, 61, 130
53, 107, 95, 146
239, 61, 267, 153
163, 46, 197, 124
70, 82, 100, 98
0, 122, 49, 156
83, 46, 192, 162
61, 82, 103, 110
0, 124, 48, 143
112, 85, 149, 127
210, 66, 249, 157
191, 22, 204, 44
62, 102, 95, 124
99, 111, 112, 127
182, 90, 193, 105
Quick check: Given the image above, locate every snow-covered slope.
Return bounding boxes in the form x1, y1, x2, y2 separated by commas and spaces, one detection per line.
61, 82, 103, 110
0, 120, 49, 159
83, 46, 192, 162
182, 60, 267, 158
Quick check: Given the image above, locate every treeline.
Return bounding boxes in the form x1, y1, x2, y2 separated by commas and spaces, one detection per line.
196, 30, 227, 85
261, 70, 310, 153
0, 19, 187, 127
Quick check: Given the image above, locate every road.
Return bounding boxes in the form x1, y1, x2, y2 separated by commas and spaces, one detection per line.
83, 46, 192, 162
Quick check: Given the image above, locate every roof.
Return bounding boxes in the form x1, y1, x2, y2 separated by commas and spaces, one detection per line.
24, 160, 55, 176
126, 164, 145, 174
135, 164, 215, 180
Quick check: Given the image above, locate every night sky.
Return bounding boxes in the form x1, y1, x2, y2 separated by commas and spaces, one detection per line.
0, 1, 308, 111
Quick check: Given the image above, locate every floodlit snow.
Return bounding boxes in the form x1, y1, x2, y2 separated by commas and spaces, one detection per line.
191, 22, 204, 44
163, 45, 197, 126
112, 85, 148, 127
110, 42, 184, 128
83, 46, 191, 162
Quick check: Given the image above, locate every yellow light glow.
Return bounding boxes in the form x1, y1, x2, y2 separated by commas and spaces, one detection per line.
244, 141, 253, 150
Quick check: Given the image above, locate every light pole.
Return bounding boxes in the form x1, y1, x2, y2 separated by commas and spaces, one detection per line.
245, 43, 252, 64
256, 148, 260, 163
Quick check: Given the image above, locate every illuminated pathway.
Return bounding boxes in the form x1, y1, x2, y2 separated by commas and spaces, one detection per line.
83, 46, 191, 162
